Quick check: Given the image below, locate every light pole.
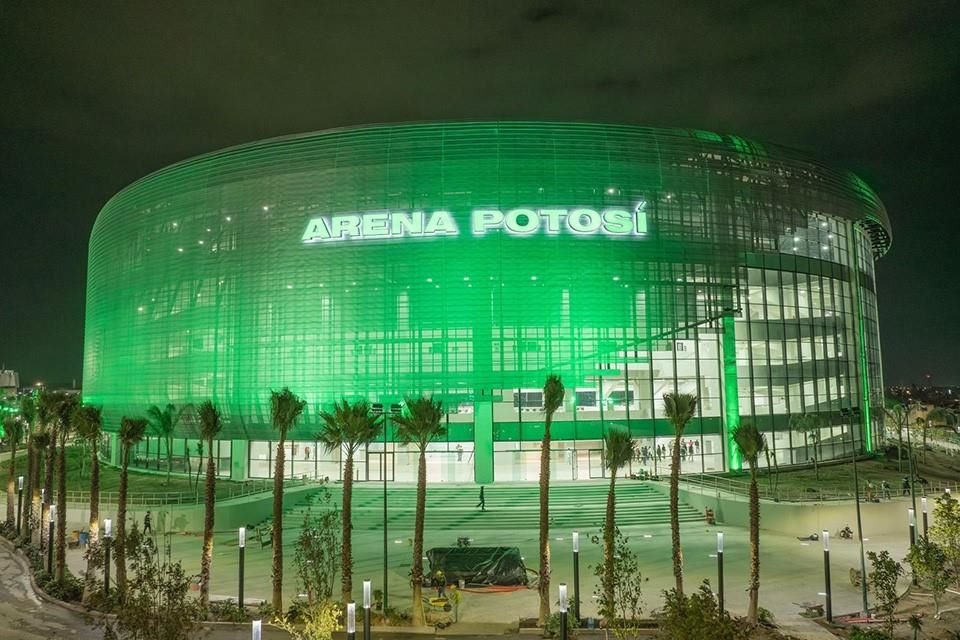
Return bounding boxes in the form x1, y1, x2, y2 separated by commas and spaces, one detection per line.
908, 508, 917, 585
103, 518, 112, 597
238, 527, 246, 609
362, 580, 372, 640
822, 530, 832, 623
251, 619, 261, 640
921, 497, 929, 536
16, 475, 23, 536
842, 406, 870, 616
716, 531, 725, 612
558, 583, 569, 640
571, 532, 580, 624
47, 504, 56, 574
346, 602, 356, 640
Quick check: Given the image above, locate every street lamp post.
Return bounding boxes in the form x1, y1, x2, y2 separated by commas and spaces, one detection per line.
362, 580, 372, 640
238, 527, 245, 610
822, 530, 832, 623
558, 583, 569, 640
48, 504, 56, 574
716, 532, 725, 612
842, 406, 870, 617
346, 602, 356, 640
908, 508, 917, 585
571, 532, 580, 624
16, 476, 23, 536
103, 519, 112, 597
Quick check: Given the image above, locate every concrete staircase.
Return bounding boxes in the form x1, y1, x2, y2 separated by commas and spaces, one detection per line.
281, 481, 703, 534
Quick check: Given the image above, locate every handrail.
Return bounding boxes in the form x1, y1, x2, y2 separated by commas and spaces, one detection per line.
62, 477, 315, 507
681, 472, 960, 504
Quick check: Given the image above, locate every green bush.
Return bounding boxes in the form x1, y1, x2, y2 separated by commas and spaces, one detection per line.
207, 600, 248, 623
849, 628, 892, 640
655, 581, 747, 640
37, 569, 83, 602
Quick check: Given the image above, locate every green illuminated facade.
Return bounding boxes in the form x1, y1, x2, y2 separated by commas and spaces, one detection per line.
82, 122, 890, 483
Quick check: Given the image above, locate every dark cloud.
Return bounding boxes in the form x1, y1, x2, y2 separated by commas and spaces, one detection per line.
1, 0, 958, 385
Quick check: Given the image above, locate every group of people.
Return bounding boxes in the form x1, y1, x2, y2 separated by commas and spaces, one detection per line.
863, 476, 926, 502
636, 439, 701, 465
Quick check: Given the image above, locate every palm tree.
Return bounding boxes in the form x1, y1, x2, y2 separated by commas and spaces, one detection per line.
197, 400, 222, 609
317, 398, 382, 604
270, 387, 306, 612
72, 404, 102, 603
5, 416, 24, 525
538, 374, 565, 625
791, 413, 823, 480
391, 396, 445, 626
17, 394, 37, 543
116, 416, 147, 597
600, 427, 636, 617
37, 390, 59, 551
146, 404, 189, 485
54, 393, 79, 582
663, 392, 698, 595
733, 422, 766, 624
28, 429, 50, 546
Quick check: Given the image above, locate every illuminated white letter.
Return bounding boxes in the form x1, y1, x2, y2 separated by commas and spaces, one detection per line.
332, 215, 362, 240
539, 209, 566, 234
472, 209, 504, 234
425, 210, 459, 236
505, 208, 539, 234
567, 208, 601, 234
634, 201, 648, 234
392, 212, 424, 236
302, 217, 332, 242
601, 209, 633, 235
362, 213, 391, 238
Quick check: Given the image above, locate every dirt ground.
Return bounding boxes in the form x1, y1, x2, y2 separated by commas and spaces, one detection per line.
830, 587, 960, 639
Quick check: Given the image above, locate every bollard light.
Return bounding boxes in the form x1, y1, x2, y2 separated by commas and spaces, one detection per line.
822, 530, 830, 551
251, 619, 262, 640
363, 580, 371, 609
822, 529, 833, 622
717, 531, 724, 553
41, 488, 45, 504
239, 526, 246, 548
559, 583, 568, 612
50, 504, 56, 523
572, 531, 579, 553
921, 497, 929, 536
908, 508, 916, 528
921, 497, 927, 514
346, 602, 356, 633
104, 519, 112, 538
18, 475, 23, 491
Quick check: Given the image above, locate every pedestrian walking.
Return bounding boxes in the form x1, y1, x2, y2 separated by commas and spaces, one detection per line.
143, 510, 153, 535
476, 486, 485, 511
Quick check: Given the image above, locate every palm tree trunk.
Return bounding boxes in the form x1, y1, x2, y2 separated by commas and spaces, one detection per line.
29, 442, 40, 544
341, 452, 354, 604
538, 420, 552, 625
55, 436, 67, 582
670, 433, 684, 594
897, 422, 904, 473
271, 436, 286, 612
6, 440, 16, 524
747, 467, 760, 623
200, 442, 216, 608
21, 439, 33, 542
42, 438, 55, 552
83, 441, 100, 605
116, 444, 129, 596
167, 435, 173, 485
603, 472, 617, 616
411, 448, 427, 626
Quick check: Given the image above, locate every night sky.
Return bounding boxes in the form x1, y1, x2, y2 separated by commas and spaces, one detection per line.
1, 1, 958, 387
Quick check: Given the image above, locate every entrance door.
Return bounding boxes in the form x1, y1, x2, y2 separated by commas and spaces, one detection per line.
588, 449, 606, 479
366, 451, 394, 481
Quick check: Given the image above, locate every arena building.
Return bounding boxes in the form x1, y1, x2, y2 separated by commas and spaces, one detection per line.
82, 122, 890, 484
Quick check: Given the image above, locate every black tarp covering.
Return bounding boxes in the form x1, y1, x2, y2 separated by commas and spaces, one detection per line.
426, 546, 528, 586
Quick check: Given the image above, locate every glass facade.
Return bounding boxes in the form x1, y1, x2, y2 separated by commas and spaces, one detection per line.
83, 122, 890, 482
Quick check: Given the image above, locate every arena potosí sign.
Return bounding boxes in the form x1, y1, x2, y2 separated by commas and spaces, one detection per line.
302, 203, 647, 243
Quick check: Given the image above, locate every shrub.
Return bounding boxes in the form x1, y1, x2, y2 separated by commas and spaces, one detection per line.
655, 581, 747, 640
849, 628, 892, 640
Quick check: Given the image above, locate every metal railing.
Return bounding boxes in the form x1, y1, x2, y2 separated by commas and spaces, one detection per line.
62, 478, 315, 507
681, 472, 960, 504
